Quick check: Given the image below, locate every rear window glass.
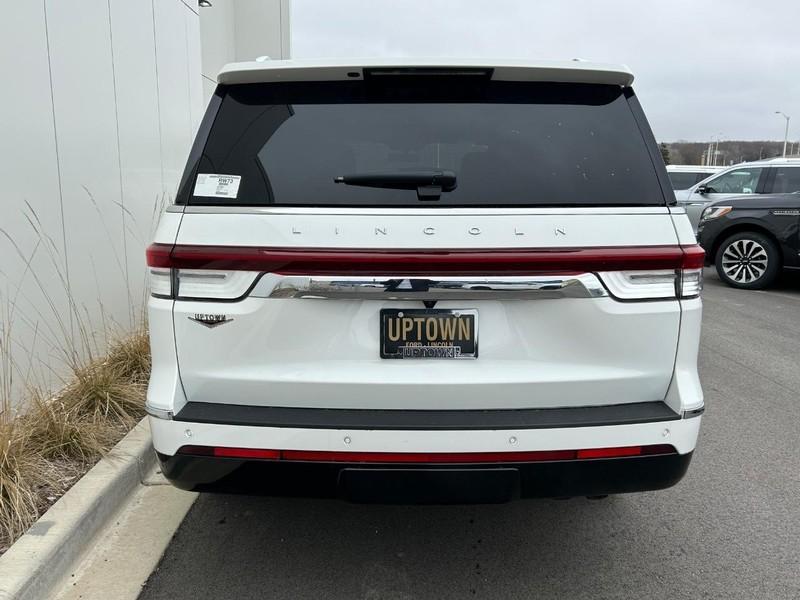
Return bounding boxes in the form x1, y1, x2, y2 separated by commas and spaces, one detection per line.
668, 171, 709, 190
184, 80, 665, 207
770, 167, 800, 194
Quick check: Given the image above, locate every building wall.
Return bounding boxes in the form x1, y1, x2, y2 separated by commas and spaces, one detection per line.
0, 0, 203, 407
199, 0, 291, 100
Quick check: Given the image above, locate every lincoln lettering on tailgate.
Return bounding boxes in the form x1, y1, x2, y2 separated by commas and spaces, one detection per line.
380, 309, 478, 359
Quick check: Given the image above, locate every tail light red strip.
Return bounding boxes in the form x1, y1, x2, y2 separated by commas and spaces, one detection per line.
146, 243, 173, 268
680, 244, 706, 269
147, 243, 704, 275
178, 444, 676, 463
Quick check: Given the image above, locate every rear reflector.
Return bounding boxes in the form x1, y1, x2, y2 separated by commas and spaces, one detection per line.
177, 444, 676, 463
213, 447, 280, 460
147, 244, 705, 276
576, 446, 644, 459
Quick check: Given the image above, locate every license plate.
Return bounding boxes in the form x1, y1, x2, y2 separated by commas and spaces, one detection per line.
380, 309, 478, 359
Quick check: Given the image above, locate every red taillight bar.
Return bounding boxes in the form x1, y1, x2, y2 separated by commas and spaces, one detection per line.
146, 243, 173, 268
178, 444, 676, 463
680, 244, 706, 269
146, 244, 704, 275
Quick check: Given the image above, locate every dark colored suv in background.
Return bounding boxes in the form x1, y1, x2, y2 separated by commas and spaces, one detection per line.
697, 193, 800, 289
676, 158, 800, 230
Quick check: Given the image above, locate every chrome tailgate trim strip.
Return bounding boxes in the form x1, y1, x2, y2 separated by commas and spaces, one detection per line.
250, 273, 607, 300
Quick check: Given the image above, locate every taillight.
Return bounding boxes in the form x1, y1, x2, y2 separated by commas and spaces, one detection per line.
148, 267, 173, 298
146, 244, 173, 299
678, 268, 703, 298
147, 244, 703, 275
598, 270, 677, 300
598, 244, 704, 301
175, 269, 258, 299
146, 243, 259, 300
676, 245, 704, 299
146, 243, 704, 301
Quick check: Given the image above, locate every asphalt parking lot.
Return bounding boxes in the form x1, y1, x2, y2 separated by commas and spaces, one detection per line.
139, 268, 800, 600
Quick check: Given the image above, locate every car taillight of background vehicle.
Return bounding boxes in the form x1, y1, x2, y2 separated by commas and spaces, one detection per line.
146, 244, 704, 302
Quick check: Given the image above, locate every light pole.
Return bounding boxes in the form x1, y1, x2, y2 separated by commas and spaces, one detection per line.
775, 111, 790, 157
707, 134, 722, 166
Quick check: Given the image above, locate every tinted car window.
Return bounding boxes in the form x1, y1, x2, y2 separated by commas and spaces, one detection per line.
186, 80, 665, 207
704, 168, 762, 194
668, 171, 708, 190
770, 167, 800, 194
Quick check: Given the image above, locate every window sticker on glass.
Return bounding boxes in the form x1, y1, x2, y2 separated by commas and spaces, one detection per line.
194, 174, 241, 199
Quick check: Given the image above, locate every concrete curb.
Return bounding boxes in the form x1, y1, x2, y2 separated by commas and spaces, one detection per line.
0, 419, 155, 600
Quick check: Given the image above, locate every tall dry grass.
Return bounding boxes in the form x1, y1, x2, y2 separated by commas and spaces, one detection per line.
0, 420, 55, 543
0, 191, 163, 552
0, 329, 150, 552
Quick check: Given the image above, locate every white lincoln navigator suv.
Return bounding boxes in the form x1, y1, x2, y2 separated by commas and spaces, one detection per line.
146, 59, 704, 503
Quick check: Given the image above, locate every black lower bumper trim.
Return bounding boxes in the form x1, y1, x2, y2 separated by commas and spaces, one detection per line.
156, 451, 693, 504
173, 400, 680, 430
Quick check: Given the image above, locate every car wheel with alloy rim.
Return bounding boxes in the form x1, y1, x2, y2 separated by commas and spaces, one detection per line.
715, 231, 780, 290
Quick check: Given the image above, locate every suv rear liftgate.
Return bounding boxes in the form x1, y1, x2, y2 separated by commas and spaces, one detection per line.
146, 63, 704, 501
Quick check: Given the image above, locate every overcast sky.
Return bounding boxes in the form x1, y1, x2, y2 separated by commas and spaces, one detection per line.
292, 0, 799, 143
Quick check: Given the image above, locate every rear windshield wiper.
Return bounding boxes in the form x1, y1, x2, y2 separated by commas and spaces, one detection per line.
334, 170, 457, 201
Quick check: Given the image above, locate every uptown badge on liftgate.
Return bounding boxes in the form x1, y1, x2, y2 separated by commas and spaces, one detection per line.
188, 314, 234, 328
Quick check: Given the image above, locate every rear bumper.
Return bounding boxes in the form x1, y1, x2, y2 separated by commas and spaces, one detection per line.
156, 450, 693, 503
150, 406, 701, 502
169, 400, 683, 430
